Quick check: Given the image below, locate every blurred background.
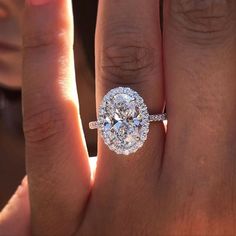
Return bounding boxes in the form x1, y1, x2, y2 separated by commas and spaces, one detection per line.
0, 0, 98, 210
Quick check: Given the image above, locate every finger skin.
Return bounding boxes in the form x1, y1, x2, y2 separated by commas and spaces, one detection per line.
160, 0, 236, 234
23, 0, 91, 235
79, 0, 165, 234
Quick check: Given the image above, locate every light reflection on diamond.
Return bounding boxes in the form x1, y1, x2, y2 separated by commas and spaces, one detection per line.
98, 87, 149, 155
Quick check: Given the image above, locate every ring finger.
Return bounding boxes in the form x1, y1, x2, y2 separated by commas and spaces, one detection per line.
84, 0, 166, 229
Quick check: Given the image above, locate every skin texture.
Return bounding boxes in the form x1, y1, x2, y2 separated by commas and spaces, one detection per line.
1, 0, 236, 235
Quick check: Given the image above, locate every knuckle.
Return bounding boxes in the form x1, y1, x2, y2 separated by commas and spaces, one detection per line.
23, 105, 66, 145
99, 33, 157, 85
171, 0, 233, 44
23, 29, 68, 51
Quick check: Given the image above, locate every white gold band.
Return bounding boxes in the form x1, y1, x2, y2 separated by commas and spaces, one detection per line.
89, 121, 99, 130
149, 113, 167, 122
89, 113, 167, 130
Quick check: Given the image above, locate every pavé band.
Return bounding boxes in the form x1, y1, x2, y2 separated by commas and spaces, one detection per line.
89, 113, 167, 130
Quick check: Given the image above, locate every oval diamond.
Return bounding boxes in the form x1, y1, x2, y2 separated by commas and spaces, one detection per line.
98, 87, 150, 155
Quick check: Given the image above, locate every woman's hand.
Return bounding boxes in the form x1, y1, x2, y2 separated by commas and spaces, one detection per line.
1, 0, 236, 235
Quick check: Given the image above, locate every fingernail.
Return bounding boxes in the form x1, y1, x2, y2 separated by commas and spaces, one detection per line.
26, 0, 53, 6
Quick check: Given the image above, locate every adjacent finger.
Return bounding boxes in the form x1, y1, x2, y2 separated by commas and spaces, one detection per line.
0, 177, 30, 236
23, 0, 91, 234
161, 0, 236, 230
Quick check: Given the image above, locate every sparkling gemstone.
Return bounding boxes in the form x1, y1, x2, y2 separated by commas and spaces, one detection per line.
98, 87, 149, 155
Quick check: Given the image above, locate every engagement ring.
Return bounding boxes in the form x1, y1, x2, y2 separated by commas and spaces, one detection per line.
89, 87, 167, 155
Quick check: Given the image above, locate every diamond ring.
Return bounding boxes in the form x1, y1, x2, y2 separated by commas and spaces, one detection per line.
89, 87, 167, 155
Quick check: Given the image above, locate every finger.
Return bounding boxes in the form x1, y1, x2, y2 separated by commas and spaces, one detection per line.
0, 177, 30, 236
23, 0, 91, 234
89, 0, 165, 220
162, 0, 236, 228
96, 0, 165, 170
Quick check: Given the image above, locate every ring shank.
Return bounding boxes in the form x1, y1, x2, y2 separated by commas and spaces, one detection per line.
149, 113, 167, 122
89, 113, 167, 130
89, 121, 99, 130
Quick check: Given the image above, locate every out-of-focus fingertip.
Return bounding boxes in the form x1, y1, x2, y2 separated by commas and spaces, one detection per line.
21, 176, 28, 187
0, 177, 31, 236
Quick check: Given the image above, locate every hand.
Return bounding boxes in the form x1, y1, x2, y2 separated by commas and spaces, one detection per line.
1, 0, 236, 235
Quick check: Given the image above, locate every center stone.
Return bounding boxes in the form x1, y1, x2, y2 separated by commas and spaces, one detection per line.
98, 87, 150, 155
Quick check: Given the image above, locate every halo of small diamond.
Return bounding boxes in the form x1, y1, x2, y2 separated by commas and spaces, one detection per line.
98, 87, 150, 155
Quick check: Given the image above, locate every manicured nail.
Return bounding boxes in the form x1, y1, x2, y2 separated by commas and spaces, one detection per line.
26, 0, 53, 6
